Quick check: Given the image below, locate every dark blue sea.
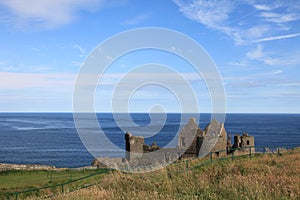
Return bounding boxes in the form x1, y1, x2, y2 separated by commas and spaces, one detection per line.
0, 113, 299, 168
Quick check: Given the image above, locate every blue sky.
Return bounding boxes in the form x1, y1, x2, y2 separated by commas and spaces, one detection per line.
0, 0, 299, 113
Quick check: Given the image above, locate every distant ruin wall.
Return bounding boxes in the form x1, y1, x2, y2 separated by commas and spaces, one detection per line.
125, 132, 144, 161
124, 119, 255, 162
232, 132, 255, 155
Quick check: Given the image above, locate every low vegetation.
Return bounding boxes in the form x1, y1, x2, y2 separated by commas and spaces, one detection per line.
53, 149, 299, 200
1, 148, 299, 200
0, 169, 107, 199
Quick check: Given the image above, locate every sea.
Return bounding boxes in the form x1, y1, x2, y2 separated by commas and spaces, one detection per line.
0, 113, 299, 168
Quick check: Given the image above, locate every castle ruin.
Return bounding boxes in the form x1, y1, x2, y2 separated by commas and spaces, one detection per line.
125, 118, 255, 162
92, 118, 255, 169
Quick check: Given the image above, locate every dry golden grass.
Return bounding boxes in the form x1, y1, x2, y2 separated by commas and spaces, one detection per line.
51, 150, 300, 200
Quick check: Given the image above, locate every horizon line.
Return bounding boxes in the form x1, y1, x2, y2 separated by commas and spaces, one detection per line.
0, 111, 299, 114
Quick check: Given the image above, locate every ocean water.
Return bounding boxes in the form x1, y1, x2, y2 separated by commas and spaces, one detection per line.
0, 113, 299, 168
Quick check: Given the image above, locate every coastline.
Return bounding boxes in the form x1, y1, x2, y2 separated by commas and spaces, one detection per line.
0, 163, 97, 171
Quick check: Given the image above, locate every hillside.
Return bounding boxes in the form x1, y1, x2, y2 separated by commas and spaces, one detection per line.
51, 149, 299, 200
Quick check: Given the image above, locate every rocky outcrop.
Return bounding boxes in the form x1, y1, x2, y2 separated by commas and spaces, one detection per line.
0, 163, 56, 171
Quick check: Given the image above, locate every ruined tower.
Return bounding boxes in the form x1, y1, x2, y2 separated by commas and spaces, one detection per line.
178, 118, 204, 158
203, 119, 227, 157
125, 132, 144, 161
232, 132, 255, 154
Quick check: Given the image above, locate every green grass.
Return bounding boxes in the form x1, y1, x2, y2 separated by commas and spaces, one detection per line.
54, 149, 300, 200
0, 170, 49, 190
0, 169, 109, 199
1, 148, 299, 200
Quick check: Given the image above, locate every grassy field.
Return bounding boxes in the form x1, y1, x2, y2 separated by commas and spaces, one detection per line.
1, 149, 299, 200
53, 149, 299, 200
0, 169, 108, 199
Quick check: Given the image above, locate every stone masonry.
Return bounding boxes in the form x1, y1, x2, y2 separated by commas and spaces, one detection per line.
124, 118, 255, 161
92, 118, 255, 168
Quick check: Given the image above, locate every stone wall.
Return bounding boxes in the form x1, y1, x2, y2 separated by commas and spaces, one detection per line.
178, 118, 204, 158
232, 132, 255, 155
209, 123, 228, 158
125, 132, 144, 161
123, 119, 255, 163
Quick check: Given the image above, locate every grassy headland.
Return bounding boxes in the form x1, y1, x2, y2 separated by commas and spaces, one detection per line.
0, 169, 108, 199
51, 149, 299, 200
1, 148, 299, 200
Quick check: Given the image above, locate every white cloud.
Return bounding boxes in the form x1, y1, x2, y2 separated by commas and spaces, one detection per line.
0, 0, 105, 29
272, 51, 300, 66
73, 44, 86, 58
72, 61, 83, 67
0, 62, 55, 73
253, 32, 300, 43
246, 44, 278, 65
175, 0, 233, 27
262, 57, 279, 65
245, 46, 300, 66
225, 70, 282, 82
260, 12, 300, 23
246, 44, 264, 60
173, 0, 300, 45
253, 4, 276, 11
0, 72, 75, 90
31, 47, 41, 52
122, 13, 151, 25
0, 71, 205, 90
277, 82, 300, 87
268, 70, 282, 75
241, 25, 270, 40
173, 0, 300, 66
173, 0, 234, 40
227, 61, 248, 67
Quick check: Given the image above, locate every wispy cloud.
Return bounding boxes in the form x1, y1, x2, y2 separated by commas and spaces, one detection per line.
253, 4, 279, 11
224, 69, 284, 83
173, 0, 300, 45
73, 44, 86, 58
268, 70, 282, 75
277, 82, 300, 87
246, 44, 279, 65
0, 72, 75, 90
260, 12, 300, 23
227, 60, 248, 67
246, 45, 300, 66
173, 0, 236, 41
122, 13, 151, 25
31, 47, 41, 52
173, 0, 300, 67
0, 62, 55, 73
253, 32, 300, 43
0, 71, 204, 90
0, 0, 106, 29
246, 44, 264, 59
174, 0, 234, 27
